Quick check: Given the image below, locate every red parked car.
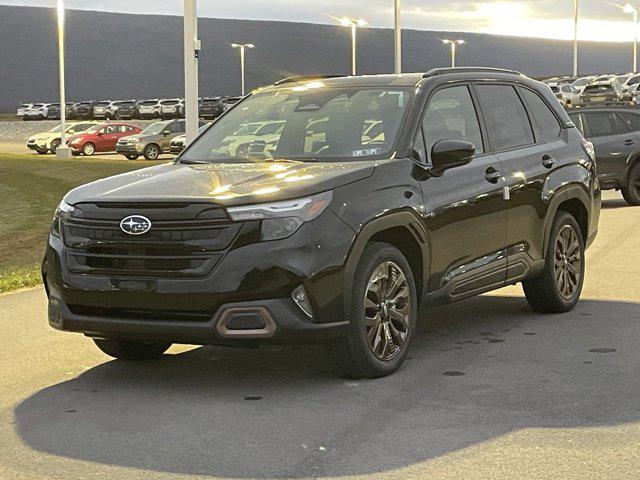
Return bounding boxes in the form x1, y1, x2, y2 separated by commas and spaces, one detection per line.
67, 123, 141, 156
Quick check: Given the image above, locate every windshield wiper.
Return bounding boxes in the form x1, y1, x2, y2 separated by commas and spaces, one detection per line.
178, 159, 211, 164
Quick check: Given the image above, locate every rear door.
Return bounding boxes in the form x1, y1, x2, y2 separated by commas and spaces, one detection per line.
582, 111, 635, 184
474, 83, 557, 270
417, 84, 508, 298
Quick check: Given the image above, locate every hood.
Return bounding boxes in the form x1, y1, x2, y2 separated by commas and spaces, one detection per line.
64, 160, 376, 207
30, 133, 56, 141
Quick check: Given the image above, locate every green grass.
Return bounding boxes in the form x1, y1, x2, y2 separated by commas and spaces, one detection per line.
0, 153, 165, 293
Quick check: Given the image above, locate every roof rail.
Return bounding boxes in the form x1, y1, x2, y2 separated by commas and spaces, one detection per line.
424, 67, 524, 78
273, 75, 344, 86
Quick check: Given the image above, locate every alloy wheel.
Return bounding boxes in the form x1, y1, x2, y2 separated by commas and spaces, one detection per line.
363, 261, 411, 361
554, 225, 582, 300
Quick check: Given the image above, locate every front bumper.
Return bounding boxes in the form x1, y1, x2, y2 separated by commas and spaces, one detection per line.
116, 144, 143, 155
27, 140, 46, 151
42, 210, 356, 346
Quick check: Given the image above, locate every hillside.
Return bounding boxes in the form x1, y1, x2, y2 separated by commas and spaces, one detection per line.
0, 5, 637, 111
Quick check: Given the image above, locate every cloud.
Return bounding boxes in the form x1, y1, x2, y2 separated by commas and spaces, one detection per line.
1, 0, 638, 41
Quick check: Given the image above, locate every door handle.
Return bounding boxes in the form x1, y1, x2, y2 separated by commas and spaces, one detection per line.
542, 154, 556, 169
624, 139, 636, 146
485, 167, 502, 184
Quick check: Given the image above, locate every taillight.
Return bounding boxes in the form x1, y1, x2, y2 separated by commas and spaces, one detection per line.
582, 139, 596, 162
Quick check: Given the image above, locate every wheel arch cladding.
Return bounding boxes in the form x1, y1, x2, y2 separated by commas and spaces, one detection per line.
342, 212, 429, 318
544, 186, 590, 256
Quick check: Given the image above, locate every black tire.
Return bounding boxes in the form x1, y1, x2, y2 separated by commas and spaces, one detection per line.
36, 148, 48, 155
50, 139, 61, 154
143, 143, 161, 160
93, 338, 171, 361
326, 242, 418, 378
621, 161, 640, 206
82, 142, 96, 156
523, 212, 585, 313
125, 154, 139, 160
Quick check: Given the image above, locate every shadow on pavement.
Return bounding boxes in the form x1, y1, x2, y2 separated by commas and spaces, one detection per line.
14, 295, 640, 478
601, 196, 635, 209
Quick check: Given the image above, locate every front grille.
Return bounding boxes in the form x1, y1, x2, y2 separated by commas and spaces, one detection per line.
62, 203, 242, 277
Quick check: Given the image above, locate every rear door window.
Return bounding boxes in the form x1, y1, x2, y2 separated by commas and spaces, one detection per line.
422, 85, 484, 157
583, 113, 630, 137
518, 87, 562, 143
618, 112, 640, 132
475, 84, 535, 151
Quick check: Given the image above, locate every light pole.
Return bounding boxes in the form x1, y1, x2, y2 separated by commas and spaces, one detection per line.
231, 43, 254, 96
56, 0, 71, 159
623, 4, 639, 73
338, 17, 367, 75
573, 0, 579, 77
442, 39, 465, 68
394, 0, 402, 74
183, 0, 200, 144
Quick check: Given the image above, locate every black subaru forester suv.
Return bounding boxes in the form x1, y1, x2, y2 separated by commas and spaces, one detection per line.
43, 68, 601, 378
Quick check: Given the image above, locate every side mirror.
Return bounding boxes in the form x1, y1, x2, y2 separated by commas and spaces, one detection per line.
430, 139, 475, 175
97, 131, 104, 136
162, 130, 171, 137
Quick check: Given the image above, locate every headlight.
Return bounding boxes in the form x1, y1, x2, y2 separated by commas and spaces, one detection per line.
227, 191, 333, 241
52, 199, 75, 237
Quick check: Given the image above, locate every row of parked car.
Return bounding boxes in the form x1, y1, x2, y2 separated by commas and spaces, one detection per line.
16, 96, 241, 121
26, 119, 210, 160
544, 72, 640, 108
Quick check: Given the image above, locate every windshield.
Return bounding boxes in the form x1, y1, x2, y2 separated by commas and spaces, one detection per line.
50, 124, 63, 133
181, 86, 411, 163
141, 122, 169, 135
85, 125, 102, 134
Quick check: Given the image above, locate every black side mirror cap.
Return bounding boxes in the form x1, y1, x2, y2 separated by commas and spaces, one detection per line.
430, 139, 475, 175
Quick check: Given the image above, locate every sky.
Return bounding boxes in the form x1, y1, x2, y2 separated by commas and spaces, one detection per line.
1, 0, 639, 42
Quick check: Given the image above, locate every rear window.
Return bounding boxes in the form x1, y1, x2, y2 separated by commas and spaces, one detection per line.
96, 101, 111, 106
140, 101, 157, 106
162, 100, 179, 105
583, 84, 613, 94
618, 112, 640, 131
475, 84, 534, 151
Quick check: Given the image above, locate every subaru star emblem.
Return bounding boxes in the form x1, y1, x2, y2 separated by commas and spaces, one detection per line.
120, 215, 152, 235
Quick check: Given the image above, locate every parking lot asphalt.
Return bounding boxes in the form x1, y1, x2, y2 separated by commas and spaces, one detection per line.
0, 190, 639, 480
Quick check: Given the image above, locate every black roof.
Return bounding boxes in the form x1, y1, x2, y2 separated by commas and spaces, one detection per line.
264, 68, 530, 92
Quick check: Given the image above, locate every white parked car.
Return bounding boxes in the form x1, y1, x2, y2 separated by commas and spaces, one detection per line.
160, 99, 184, 119
24, 103, 59, 120
550, 83, 581, 108
571, 76, 596, 94
26, 121, 100, 154
17, 103, 33, 119
137, 99, 161, 119
92, 100, 118, 119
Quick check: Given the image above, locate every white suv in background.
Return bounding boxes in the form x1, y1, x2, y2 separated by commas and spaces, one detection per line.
24, 103, 57, 120
160, 99, 184, 119
17, 103, 33, 119
92, 101, 118, 119
137, 99, 161, 119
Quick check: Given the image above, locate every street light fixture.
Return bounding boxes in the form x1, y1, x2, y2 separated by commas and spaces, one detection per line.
442, 39, 465, 68
231, 43, 255, 96
622, 3, 639, 73
338, 17, 367, 75
56, 0, 71, 159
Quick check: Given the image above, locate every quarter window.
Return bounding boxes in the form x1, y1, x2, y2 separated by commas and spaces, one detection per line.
519, 87, 562, 142
422, 85, 484, 157
475, 84, 535, 150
